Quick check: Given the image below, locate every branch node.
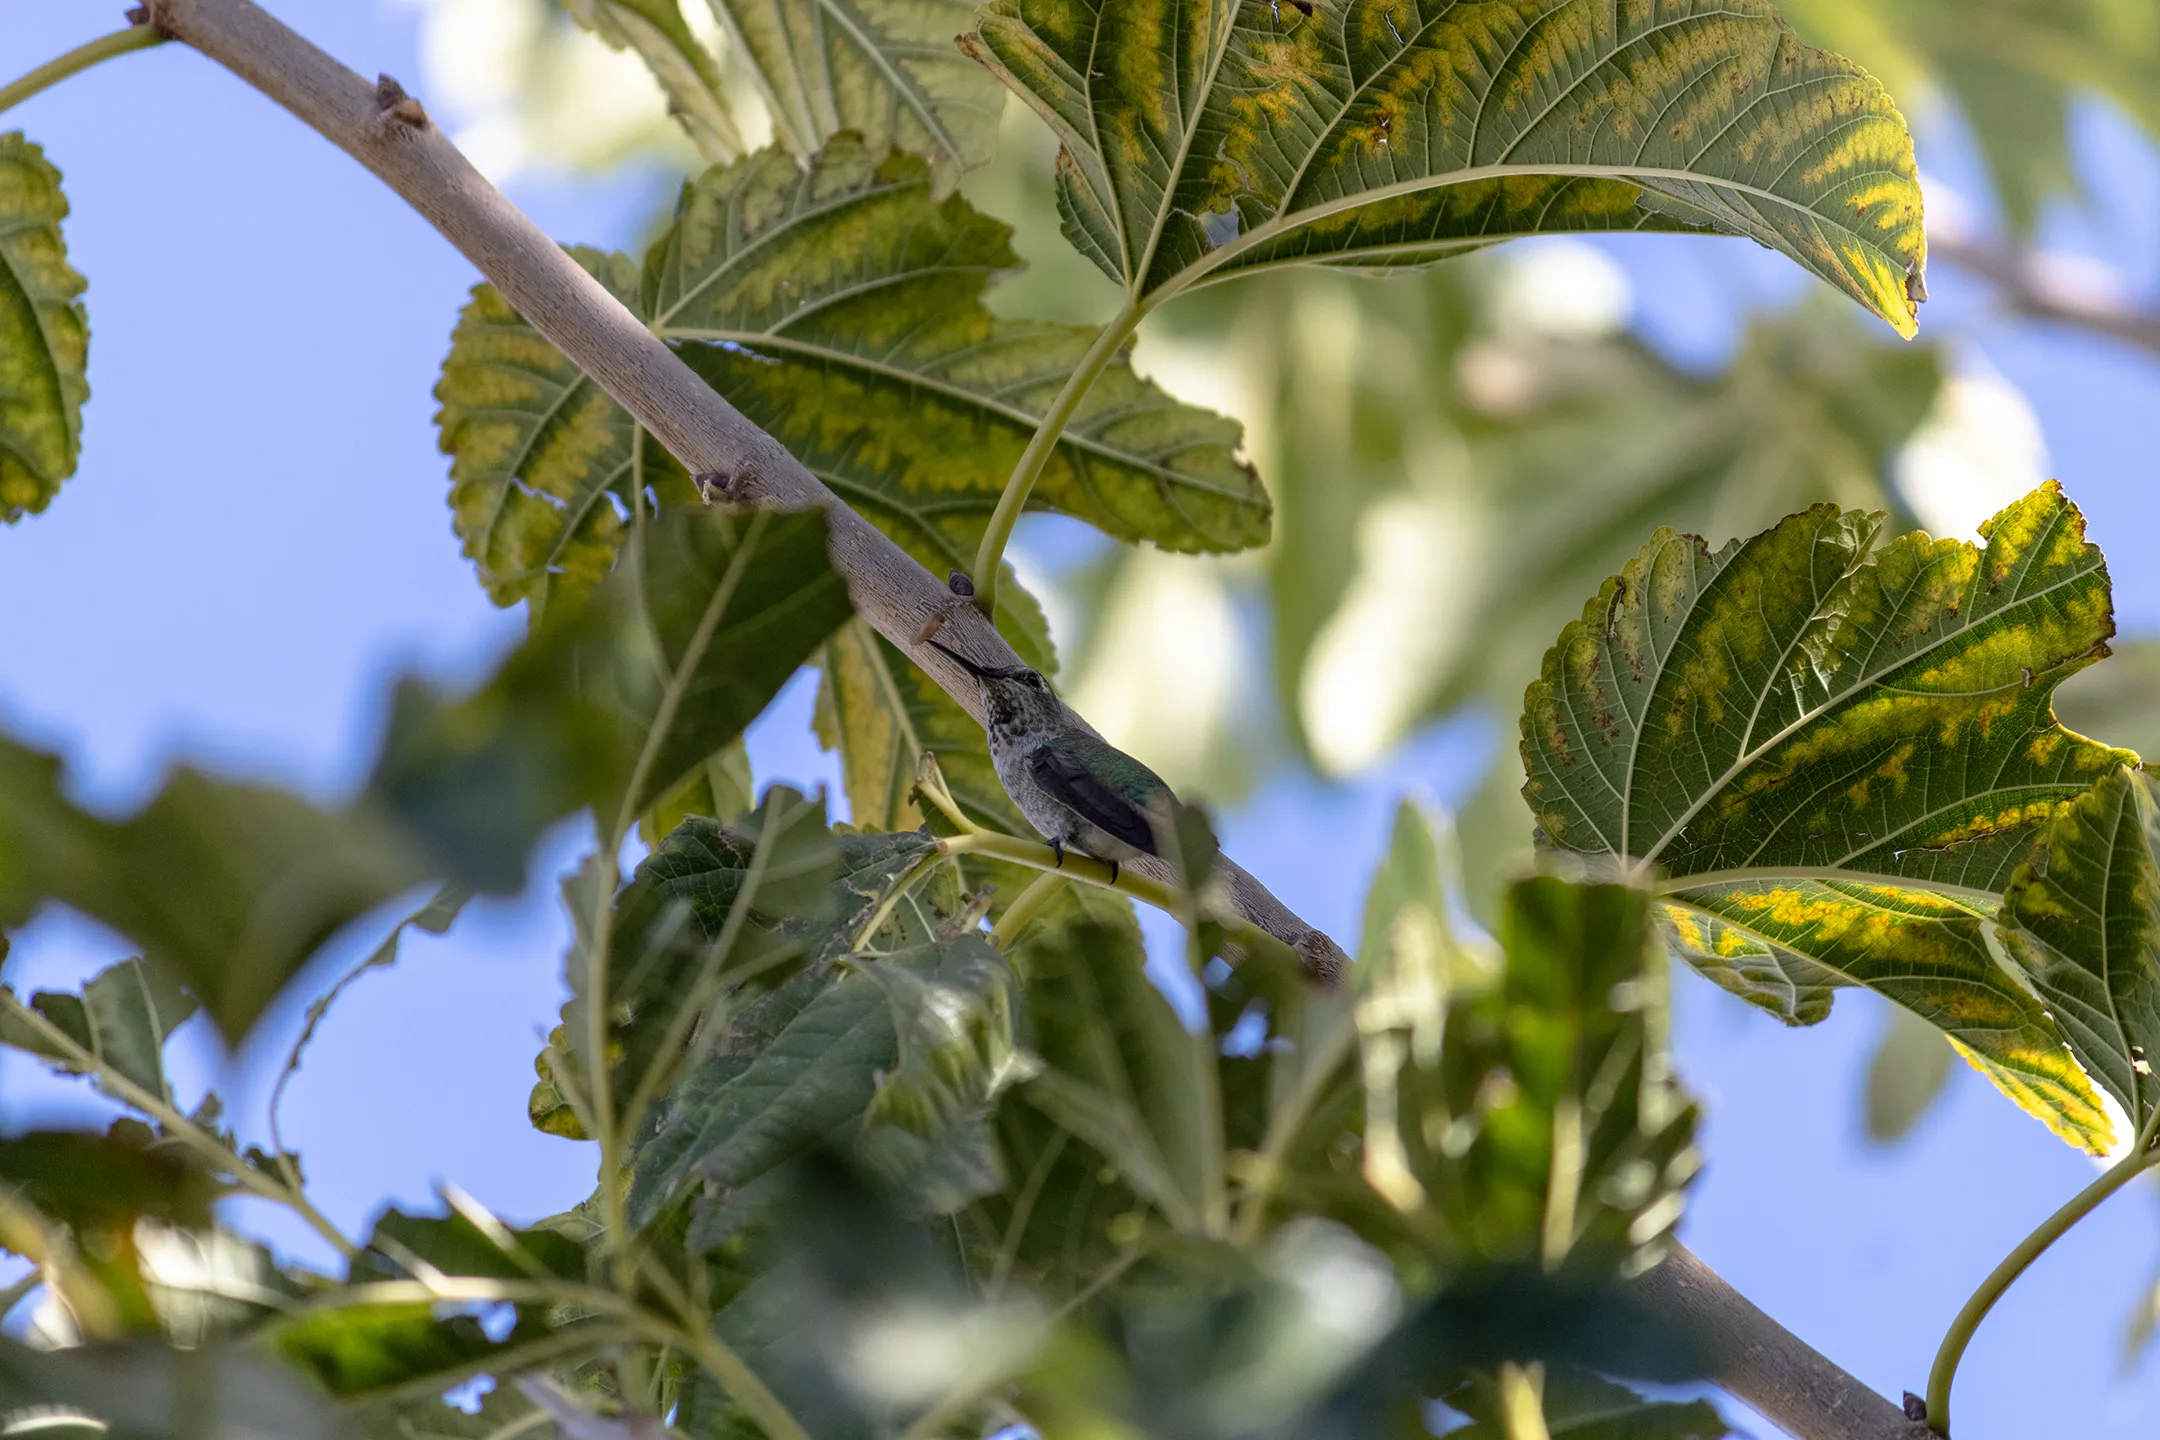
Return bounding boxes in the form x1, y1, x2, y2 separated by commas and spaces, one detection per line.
693, 468, 751, 504
373, 73, 428, 128
946, 569, 975, 598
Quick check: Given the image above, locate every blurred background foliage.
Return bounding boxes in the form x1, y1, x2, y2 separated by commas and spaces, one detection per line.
399, 0, 2160, 1154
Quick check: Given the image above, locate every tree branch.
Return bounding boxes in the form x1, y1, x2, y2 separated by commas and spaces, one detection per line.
1931, 234, 2160, 360
118, 10, 1930, 1435
146, 0, 1346, 983
1632, 1245, 1933, 1440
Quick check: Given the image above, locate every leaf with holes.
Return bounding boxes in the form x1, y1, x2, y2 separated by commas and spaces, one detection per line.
1523, 482, 2131, 1152
963, 0, 1927, 333
0, 134, 88, 522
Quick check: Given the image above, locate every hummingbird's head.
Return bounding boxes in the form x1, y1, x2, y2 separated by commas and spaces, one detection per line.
927, 639, 1063, 733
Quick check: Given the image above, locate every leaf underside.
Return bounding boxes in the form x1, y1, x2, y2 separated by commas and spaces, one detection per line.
1523, 482, 2132, 1151
965, 0, 1927, 332
435, 137, 1266, 627
2000, 768, 2160, 1138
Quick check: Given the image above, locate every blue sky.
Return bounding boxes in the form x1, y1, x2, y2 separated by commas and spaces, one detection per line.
4, 5, 2160, 1435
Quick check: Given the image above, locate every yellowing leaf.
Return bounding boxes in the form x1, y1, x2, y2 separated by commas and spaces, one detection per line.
2000, 768, 2160, 1138
1524, 483, 2131, 1149
435, 140, 1261, 642
0, 133, 88, 521
964, 0, 1928, 333
705, 0, 1004, 181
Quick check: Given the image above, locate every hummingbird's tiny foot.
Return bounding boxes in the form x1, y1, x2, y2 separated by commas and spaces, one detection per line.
1108, 861, 1120, 884
1050, 839, 1064, 868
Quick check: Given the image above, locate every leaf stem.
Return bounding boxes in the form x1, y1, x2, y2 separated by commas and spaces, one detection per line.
989, 870, 1070, 948
1926, 1135, 2160, 1433
0, 24, 168, 116
969, 294, 1148, 616
0, 991, 358, 1261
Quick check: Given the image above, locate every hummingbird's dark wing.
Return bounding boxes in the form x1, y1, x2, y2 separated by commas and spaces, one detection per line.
1025, 744, 1160, 855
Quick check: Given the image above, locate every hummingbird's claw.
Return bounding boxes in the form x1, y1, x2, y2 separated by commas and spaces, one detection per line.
1050, 839, 1064, 869
1108, 861, 1119, 884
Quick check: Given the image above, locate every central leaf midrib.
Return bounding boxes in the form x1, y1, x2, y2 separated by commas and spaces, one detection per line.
1171, 159, 1909, 299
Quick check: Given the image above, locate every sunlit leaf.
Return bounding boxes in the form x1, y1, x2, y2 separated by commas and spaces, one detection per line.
1779, 0, 2160, 238
573, 0, 748, 163
703, 0, 1005, 180
964, 0, 1927, 333
1522, 483, 2129, 1150
1351, 877, 1699, 1274
273, 1300, 612, 1400
1999, 767, 2160, 1137
0, 133, 89, 522
434, 138, 1262, 638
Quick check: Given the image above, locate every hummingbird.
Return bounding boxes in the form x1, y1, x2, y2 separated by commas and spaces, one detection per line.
926, 639, 1174, 882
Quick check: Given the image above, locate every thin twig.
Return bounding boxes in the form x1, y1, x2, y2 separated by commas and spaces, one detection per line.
0, 992, 358, 1261
0, 23, 168, 116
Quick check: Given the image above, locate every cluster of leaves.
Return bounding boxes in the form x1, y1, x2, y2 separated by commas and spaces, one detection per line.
13, 0, 2160, 1431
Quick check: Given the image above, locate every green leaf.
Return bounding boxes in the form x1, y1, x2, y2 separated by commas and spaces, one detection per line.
434, 139, 1264, 633
573, 0, 749, 163
1437, 1363, 1734, 1438
1999, 768, 2160, 1139
272, 1300, 609, 1400
0, 133, 89, 522
1363, 877, 1700, 1274
355, 1207, 589, 1286
1020, 920, 1219, 1233
0, 1338, 347, 1440
0, 1127, 217, 1235
375, 505, 851, 865
358, 1383, 563, 1440
437, 246, 650, 616
1522, 482, 2130, 1151
963, 0, 1928, 334
0, 957, 196, 1104
702, 0, 1005, 180
631, 935, 1009, 1233
1863, 998, 1954, 1144
0, 742, 428, 1046
854, 937, 1039, 1211
548, 786, 866, 1154
1779, 0, 2160, 240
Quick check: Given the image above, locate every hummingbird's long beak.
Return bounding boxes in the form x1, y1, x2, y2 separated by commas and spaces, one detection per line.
926, 638, 994, 679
